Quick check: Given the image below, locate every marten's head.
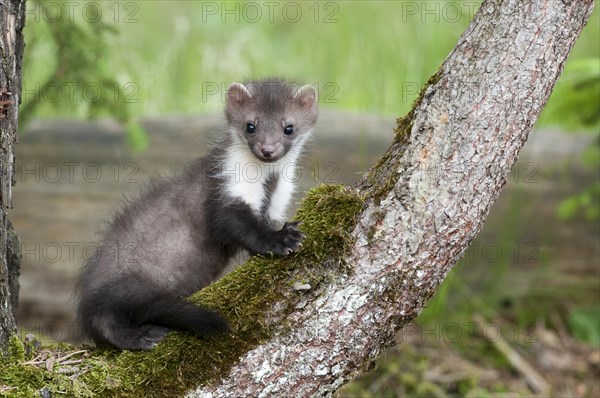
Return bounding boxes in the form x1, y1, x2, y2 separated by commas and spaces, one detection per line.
225, 79, 318, 162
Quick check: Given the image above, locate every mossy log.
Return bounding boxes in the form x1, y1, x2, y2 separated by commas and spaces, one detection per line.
0, 0, 596, 396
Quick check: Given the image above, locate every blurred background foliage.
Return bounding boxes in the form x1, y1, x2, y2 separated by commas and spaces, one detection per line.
21, 0, 599, 212
18, 1, 599, 396
21, 1, 598, 118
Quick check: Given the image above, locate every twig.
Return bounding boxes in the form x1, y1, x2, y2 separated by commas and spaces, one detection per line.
425, 367, 498, 384
21, 355, 44, 366
21, 350, 88, 368
55, 350, 87, 363
59, 359, 84, 366
473, 314, 550, 396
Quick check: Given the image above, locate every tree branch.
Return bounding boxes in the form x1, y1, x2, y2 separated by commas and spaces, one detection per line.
188, 0, 595, 396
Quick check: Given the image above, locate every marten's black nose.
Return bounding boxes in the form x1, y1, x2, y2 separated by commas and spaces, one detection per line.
261, 148, 275, 158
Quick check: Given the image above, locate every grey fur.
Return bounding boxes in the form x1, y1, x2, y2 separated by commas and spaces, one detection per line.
75, 78, 318, 350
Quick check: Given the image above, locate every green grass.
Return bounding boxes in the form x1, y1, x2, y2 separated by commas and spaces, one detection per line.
21, 1, 598, 120
106, 1, 468, 116
568, 306, 600, 347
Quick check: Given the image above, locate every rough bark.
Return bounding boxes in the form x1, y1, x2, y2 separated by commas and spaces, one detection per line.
0, 0, 25, 355
188, 0, 595, 396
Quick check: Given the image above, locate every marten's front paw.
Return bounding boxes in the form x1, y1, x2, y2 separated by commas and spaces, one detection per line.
270, 221, 306, 256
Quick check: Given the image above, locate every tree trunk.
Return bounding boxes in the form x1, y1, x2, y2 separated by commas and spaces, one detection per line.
188, 0, 595, 396
0, 0, 25, 355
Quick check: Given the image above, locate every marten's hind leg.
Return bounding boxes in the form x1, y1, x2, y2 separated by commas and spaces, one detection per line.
91, 313, 170, 351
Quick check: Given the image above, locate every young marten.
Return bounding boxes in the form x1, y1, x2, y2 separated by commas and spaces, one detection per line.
75, 79, 318, 350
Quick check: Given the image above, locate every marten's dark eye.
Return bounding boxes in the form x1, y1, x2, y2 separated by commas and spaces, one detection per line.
246, 123, 256, 134
284, 125, 294, 136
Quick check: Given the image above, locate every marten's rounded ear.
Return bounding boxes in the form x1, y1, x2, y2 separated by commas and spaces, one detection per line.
226, 82, 253, 105
293, 84, 317, 110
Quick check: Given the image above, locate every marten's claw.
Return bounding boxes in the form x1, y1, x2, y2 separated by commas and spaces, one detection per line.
270, 221, 306, 256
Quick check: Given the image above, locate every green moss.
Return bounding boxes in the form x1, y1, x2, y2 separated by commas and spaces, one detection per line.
0, 185, 364, 397
364, 70, 443, 205
0, 342, 101, 397
6, 334, 25, 362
